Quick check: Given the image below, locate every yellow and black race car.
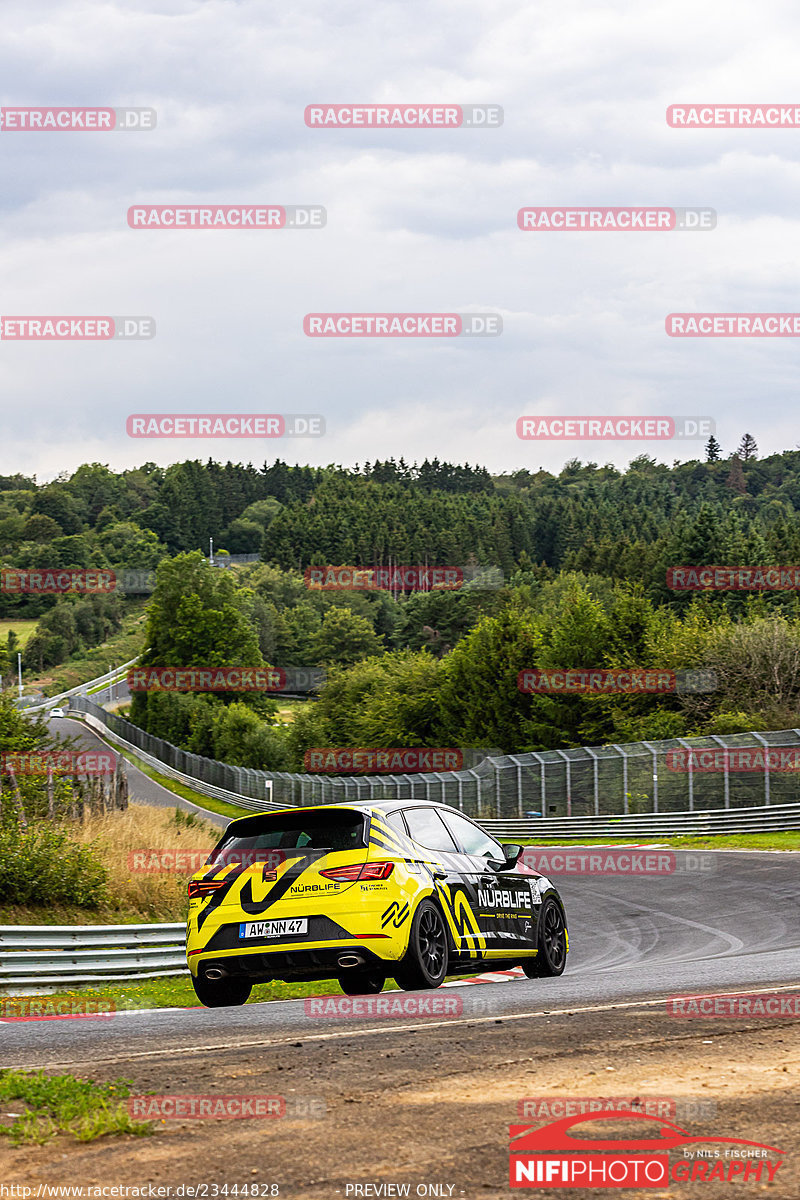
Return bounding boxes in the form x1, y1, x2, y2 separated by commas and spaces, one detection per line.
186, 798, 568, 1006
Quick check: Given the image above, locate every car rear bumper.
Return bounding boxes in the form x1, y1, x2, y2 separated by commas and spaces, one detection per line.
190, 943, 394, 982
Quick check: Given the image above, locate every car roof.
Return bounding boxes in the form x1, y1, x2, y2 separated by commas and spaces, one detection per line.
328, 796, 465, 816
229, 797, 471, 822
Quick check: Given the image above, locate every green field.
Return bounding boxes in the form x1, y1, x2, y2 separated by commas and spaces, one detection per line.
28, 602, 148, 696
0, 618, 38, 648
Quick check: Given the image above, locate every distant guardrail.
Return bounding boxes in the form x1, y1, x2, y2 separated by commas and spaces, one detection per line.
481, 801, 800, 840
74, 708, 279, 812
0, 923, 187, 991
21, 658, 140, 714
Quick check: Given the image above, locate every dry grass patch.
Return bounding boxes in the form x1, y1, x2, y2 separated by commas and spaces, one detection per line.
70, 803, 218, 921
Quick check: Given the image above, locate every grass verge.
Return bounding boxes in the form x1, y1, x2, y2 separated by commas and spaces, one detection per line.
1, 975, 351, 1018
517, 832, 800, 849
0, 1069, 151, 1145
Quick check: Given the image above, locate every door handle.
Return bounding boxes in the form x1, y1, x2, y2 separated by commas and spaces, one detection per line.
432, 869, 447, 880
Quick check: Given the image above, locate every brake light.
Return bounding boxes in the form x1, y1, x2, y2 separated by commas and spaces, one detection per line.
319, 861, 394, 882
360, 861, 395, 879
188, 879, 228, 900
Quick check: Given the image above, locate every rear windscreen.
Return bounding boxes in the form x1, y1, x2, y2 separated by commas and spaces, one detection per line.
209, 810, 367, 863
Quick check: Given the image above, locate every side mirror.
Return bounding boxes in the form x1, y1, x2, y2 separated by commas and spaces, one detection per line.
494, 843, 523, 870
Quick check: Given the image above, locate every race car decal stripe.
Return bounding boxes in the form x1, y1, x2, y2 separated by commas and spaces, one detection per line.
197, 851, 308, 931
196, 861, 249, 930
370, 818, 464, 874
238, 851, 317, 917
381, 900, 410, 929
368, 825, 426, 863
368, 828, 402, 855
437, 883, 486, 952
369, 819, 417, 856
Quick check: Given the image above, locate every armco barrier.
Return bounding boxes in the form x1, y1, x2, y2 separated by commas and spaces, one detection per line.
0, 924, 187, 991
480, 801, 800, 840
21, 658, 140, 714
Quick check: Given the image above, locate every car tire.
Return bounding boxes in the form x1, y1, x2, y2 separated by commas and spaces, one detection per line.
522, 896, 567, 978
393, 899, 449, 991
191, 972, 252, 1007
337, 971, 386, 996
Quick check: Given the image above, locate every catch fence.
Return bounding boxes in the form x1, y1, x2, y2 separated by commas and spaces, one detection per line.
69, 697, 800, 820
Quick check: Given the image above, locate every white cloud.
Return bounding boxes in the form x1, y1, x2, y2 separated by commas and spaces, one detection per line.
0, 0, 798, 479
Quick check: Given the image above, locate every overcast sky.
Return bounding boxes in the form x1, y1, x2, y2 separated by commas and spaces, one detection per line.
2, 0, 800, 480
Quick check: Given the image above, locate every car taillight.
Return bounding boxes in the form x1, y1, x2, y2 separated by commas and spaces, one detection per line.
319, 861, 395, 882
188, 879, 228, 900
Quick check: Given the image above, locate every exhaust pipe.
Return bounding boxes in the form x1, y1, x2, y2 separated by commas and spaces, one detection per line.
337, 953, 365, 969
204, 967, 228, 980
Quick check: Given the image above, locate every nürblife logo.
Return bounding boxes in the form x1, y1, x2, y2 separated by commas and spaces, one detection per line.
509, 1112, 784, 1188
476, 887, 532, 909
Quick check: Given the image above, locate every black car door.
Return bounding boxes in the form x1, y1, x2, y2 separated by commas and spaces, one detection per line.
397, 806, 487, 961
438, 808, 537, 951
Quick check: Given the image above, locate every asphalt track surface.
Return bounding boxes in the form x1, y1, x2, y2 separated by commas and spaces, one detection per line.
5, 716, 799, 1068
46, 713, 228, 829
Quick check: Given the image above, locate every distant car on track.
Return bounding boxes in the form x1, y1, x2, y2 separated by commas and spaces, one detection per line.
49, 707, 66, 718
186, 798, 568, 1007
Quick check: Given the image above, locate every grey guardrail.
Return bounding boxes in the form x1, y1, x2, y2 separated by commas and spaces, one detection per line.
480, 801, 800, 840
74, 710, 281, 813
23, 658, 140, 714
0, 923, 188, 990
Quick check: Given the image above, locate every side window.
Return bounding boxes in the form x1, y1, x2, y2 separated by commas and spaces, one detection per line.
403, 807, 459, 853
440, 810, 504, 859
384, 810, 409, 837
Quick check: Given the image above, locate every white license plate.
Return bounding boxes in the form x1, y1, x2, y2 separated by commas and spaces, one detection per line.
239, 918, 308, 939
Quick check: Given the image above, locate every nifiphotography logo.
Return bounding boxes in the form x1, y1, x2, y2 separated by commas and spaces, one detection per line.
508, 1112, 784, 1188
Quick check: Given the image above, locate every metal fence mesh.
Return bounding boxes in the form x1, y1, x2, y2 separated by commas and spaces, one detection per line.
70, 697, 800, 818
